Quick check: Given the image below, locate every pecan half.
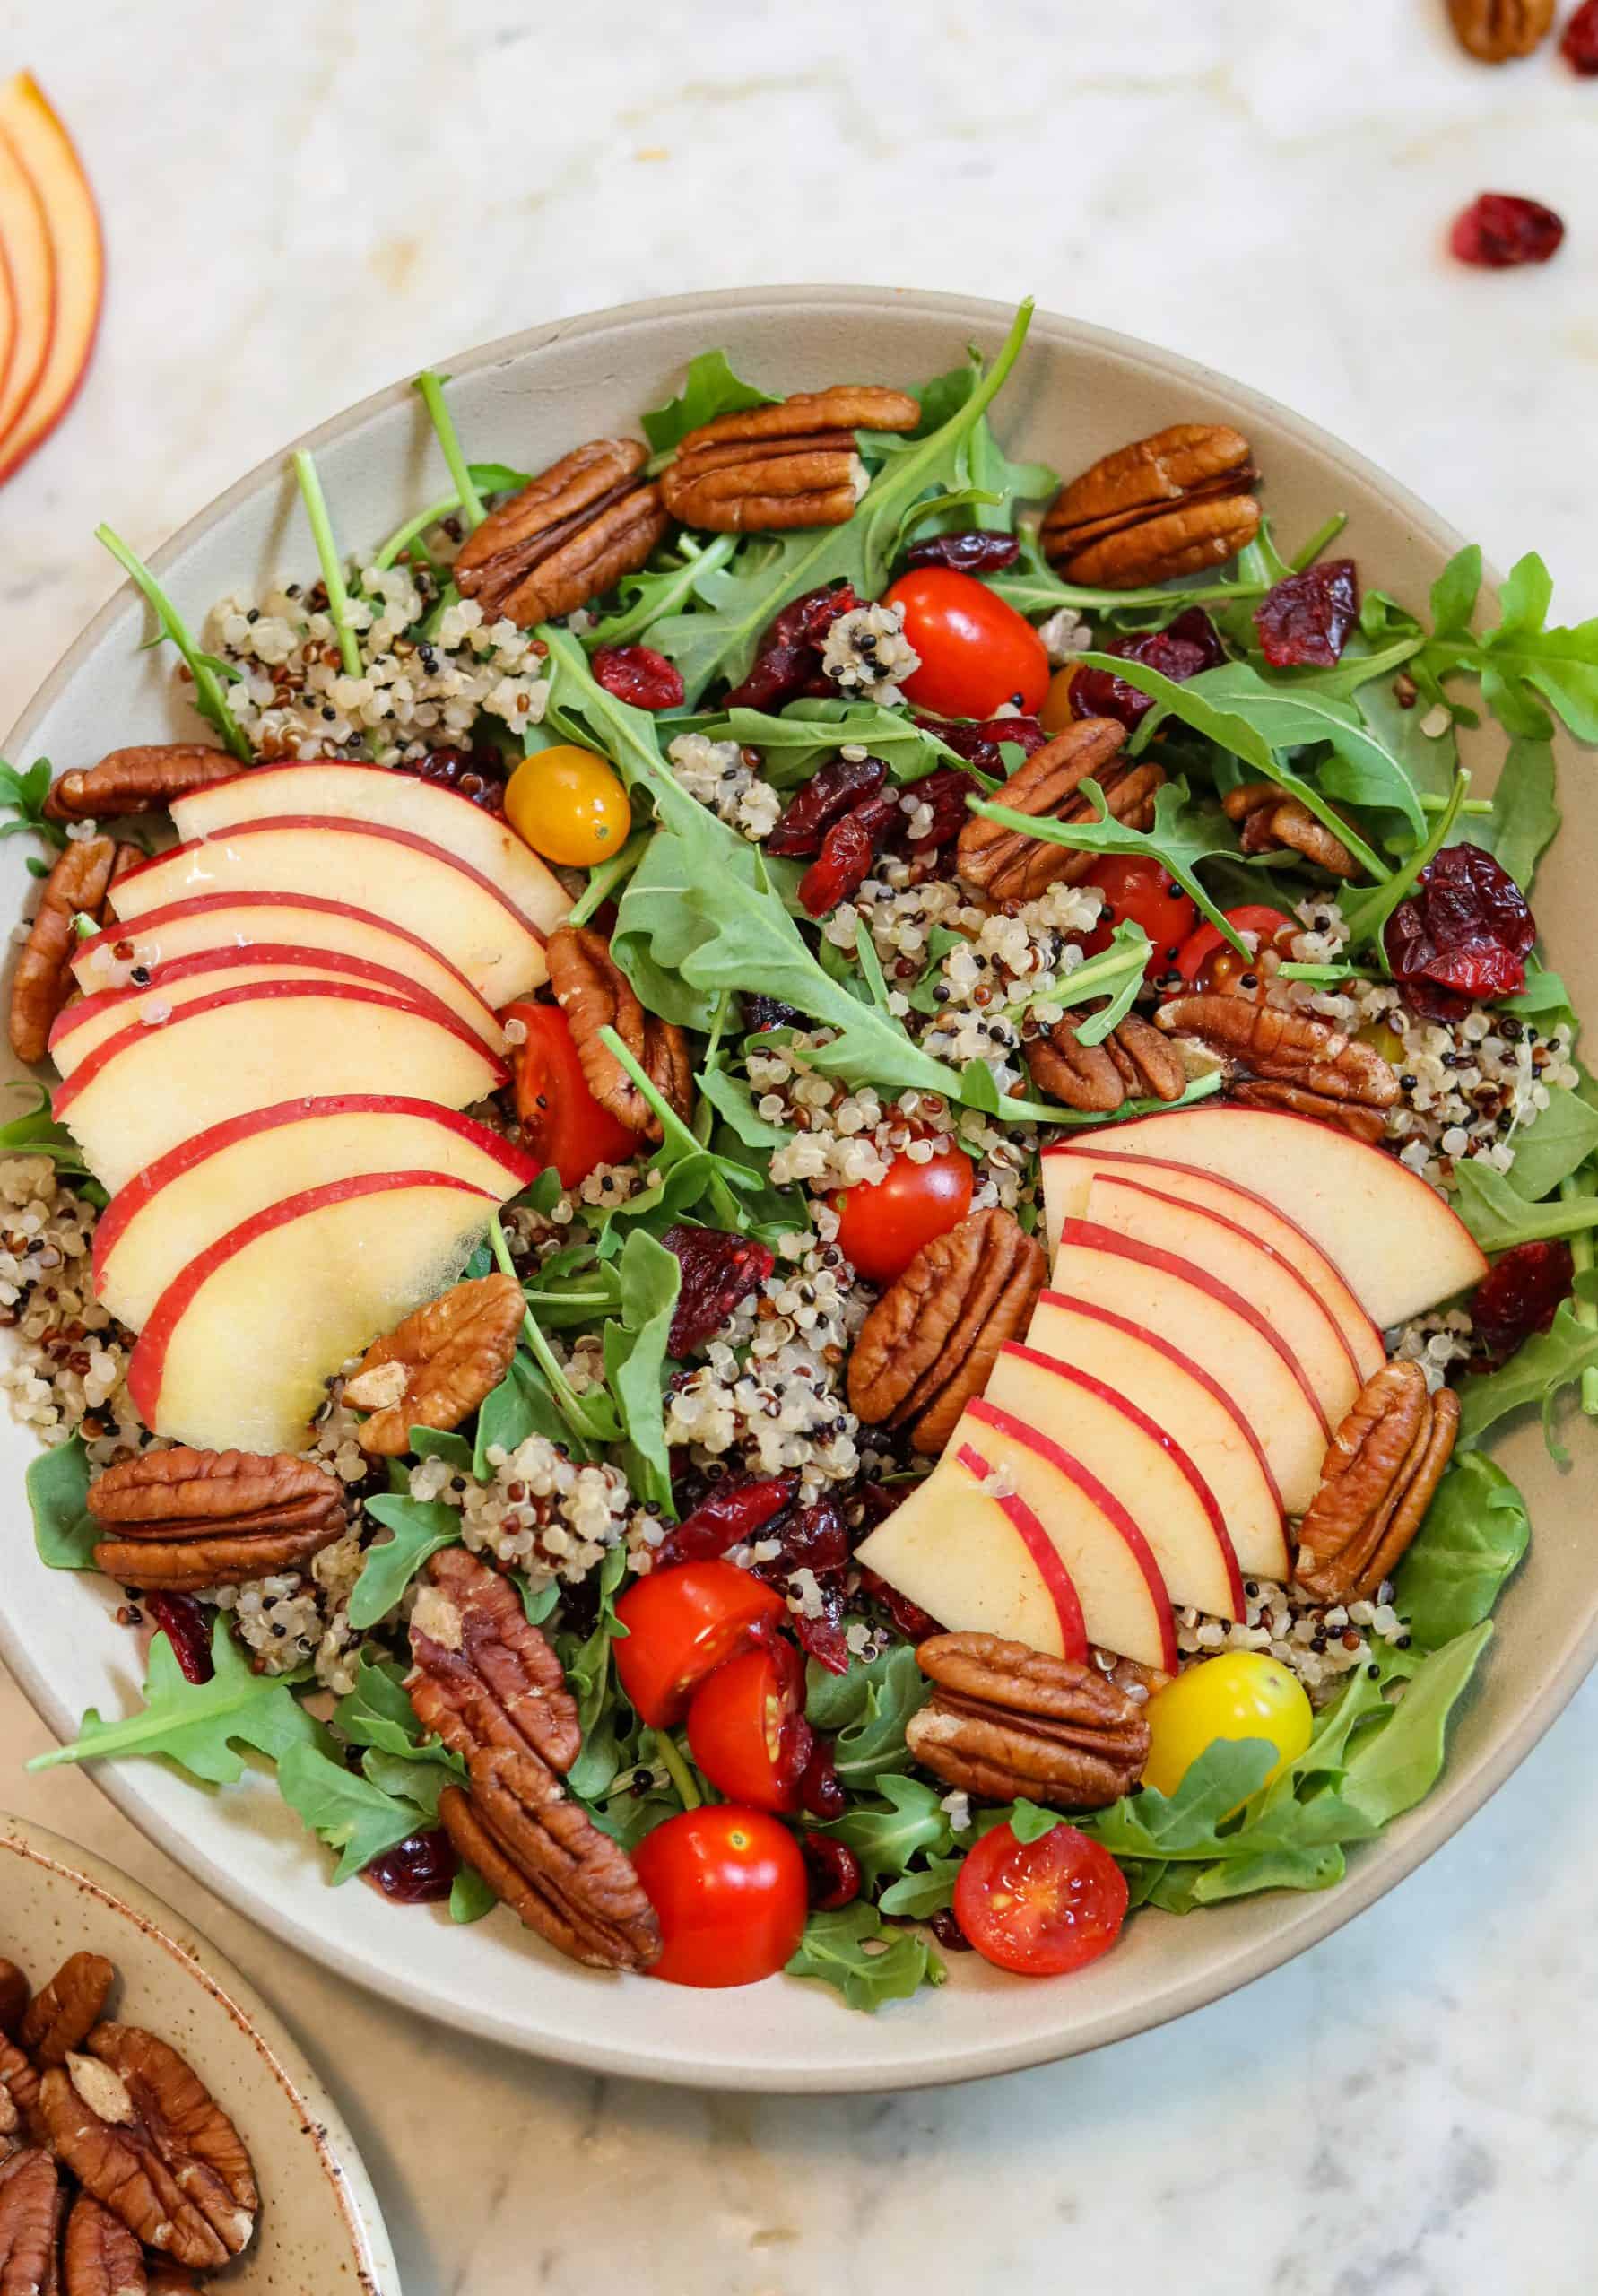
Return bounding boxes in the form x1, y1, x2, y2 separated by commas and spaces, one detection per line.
1222, 781, 1359, 879
39, 2026, 256, 2272
907, 1631, 1150, 1809
0, 1968, 27, 2045
0, 2148, 64, 2294
346, 1274, 523, 1457
1027, 1006, 1187, 1113
143, 2272, 200, 2296
1041, 423, 1261, 589
1296, 1362, 1461, 1602
955, 718, 1159, 901
1447, 0, 1554, 58
43, 745, 236, 824
544, 925, 691, 1140
847, 1210, 1046, 1457
0, 2087, 16, 2171
453, 440, 669, 627
63, 2191, 147, 2296
439, 1747, 661, 1971
9, 834, 121, 1064
1155, 992, 1399, 1144
407, 1545, 581, 1772
661, 386, 920, 532
0, 2039, 41, 2143
88, 1448, 345, 1593
20, 1956, 115, 2069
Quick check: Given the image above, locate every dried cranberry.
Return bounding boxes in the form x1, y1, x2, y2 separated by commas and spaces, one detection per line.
793, 1605, 851, 1676
904, 764, 980, 856
1469, 1239, 1575, 1367
1450, 193, 1565, 269
144, 1593, 214, 1684
743, 992, 805, 1033
903, 530, 1020, 576
800, 1737, 847, 1820
363, 1828, 459, 1905
1384, 844, 1536, 1021
662, 1223, 776, 1354
768, 1492, 850, 1577
590, 644, 685, 711
803, 1831, 863, 1911
855, 1481, 903, 1528
1563, 0, 1598, 72
1254, 561, 1359, 670
797, 787, 901, 915
928, 1906, 975, 1953
655, 1474, 796, 1568
856, 1564, 942, 1644
724, 584, 860, 711
401, 745, 508, 813
916, 712, 1049, 777
766, 753, 889, 857
1070, 607, 1226, 731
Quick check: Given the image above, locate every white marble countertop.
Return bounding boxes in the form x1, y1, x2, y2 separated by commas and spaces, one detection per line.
4, 2, 1596, 2288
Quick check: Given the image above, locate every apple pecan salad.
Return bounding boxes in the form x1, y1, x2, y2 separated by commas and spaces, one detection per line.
0, 1945, 258, 2287
4, 300, 1596, 2007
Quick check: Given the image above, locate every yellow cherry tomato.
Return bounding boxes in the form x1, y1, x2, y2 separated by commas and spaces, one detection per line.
504, 745, 630, 867
1142, 1651, 1313, 1800
1038, 664, 1080, 733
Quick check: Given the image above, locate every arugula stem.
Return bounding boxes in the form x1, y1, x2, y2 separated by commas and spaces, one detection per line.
1345, 770, 1470, 969
1419, 794, 1492, 814
1560, 1176, 1598, 1416
370, 491, 465, 573
567, 830, 650, 927
652, 1730, 703, 1813
596, 1025, 703, 1161
95, 525, 251, 761
413, 371, 487, 528
291, 451, 363, 683
1289, 512, 1350, 572
586, 532, 737, 649
487, 1214, 605, 1439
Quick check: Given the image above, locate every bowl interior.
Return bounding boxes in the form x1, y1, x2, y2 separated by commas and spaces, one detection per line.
2, 287, 1591, 2092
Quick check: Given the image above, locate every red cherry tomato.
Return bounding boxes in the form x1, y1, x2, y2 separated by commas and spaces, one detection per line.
883, 568, 1050, 721
1170, 904, 1297, 993
613, 1561, 788, 1727
504, 1001, 637, 1188
1078, 855, 1200, 978
953, 1820, 1128, 1977
633, 1805, 808, 1988
832, 1143, 974, 1285
686, 1639, 812, 1813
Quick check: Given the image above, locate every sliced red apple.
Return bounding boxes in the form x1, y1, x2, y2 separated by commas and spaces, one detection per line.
170, 762, 569, 940
985, 1342, 1242, 1619
1053, 1219, 1327, 1515
72, 891, 505, 1052
0, 98, 50, 451
1026, 1292, 1290, 1584
109, 820, 547, 1009
1041, 1145, 1384, 1381
0, 74, 102, 483
945, 1397, 1176, 1671
855, 1441, 1089, 1661
128, 1170, 500, 1451
1044, 1106, 1487, 1328
54, 980, 508, 1196
93, 1095, 536, 1332
48, 946, 469, 1078
1084, 1171, 1360, 1424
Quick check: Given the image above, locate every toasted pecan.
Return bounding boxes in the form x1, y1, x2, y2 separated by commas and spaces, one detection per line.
1155, 993, 1400, 1134
346, 1274, 524, 1456
453, 440, 669, 627
406, 1545, 581, 1773
1296, 1363, 1461, 1602
43, 744, 237, 823
63, 2189, 149, 2296
954, 718, 1151, 902
1041, 423, 1260, 589
1026, 1006, 1187, 1113
543, 925, 691, 1141
662, 386, 919, 532
1222, 780, 1359, 879
907, 1632, 1150, 1809
88, 1448, 345, 1593
1447, 0, 1554, 57
0, 2148, 64, 2292
9, 834, 121, 1065
20, 1955, 115, 2069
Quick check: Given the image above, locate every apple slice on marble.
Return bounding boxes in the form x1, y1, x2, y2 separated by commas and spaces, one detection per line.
169, 761, 569, 940
72, 891, 506, 1052
108, 820, 548, 1008
53, 980, 508, 1195
127, 1171, 502, 1451
93, 1095, 536, 1333
1026, 1292, 1290, 1585
0, 100, 50, 451
0, 74, 102, 483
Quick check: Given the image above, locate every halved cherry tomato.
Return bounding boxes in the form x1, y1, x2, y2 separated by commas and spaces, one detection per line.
614, 1560, 787, 1727
1170, 904, 1296, 994
1079, 855, 1200, 978
953, 1819, 1128, 1977
883, 568, 1050, 721
504, 744, 631, 866
832, 1142, 974, 1284
686, 1639, 812, 1813
633, 1805, 809, 1988
503, 1001, 637, 1188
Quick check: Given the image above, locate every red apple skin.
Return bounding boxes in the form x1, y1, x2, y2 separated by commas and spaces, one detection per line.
964, 1396, 1178, 1674
0, 99, 53, 450
126, 1170, 496, 1426
999, 1342, 1245, 1619
0, 74, 103, 484
952, 1439, 1089, 1663
91, 1094, 538, 1296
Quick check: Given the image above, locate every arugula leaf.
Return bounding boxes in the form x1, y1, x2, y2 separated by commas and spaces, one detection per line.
0, 755, 65, 851
1456, 1272, 1598, 1460
333, 1657, 465, 1774
27, 1438, 99, 1570
0, 1082, 104, 1199
473, 1349, 592, 1477
805, 1644, 931, 1784
692, 700, 960, 788
359, 1744, 456, 1822
1338, 771, 1468, 956
1179, 660, 1426, 845
785, 1901, 943, 2013
696, 1059, 795, 1148
641, 350, 779, 455
1337, 1623, 1493, 1828
1418, 549, 1598, 744
346, 1497, 461, 1631
450, 1865, 499, 1924
876, 1855, 965, 1919
1451, 1160, 1598, 1253
1499, 1086, 1598, 1203
559, 1544, 632, 1799
1465, 737, 1559, 894
276, 1741, 430, 1885
814, 1772, 954, 1886
602, 1230, 681, 1511
408, 1426, 475, 1474
970, 775, 1246, 949
1392, 1454, 1529, 1649
96, 525, 251, 760
585, 533, 740, 651
1085, 1737, 1281, 1861
610, 816, 726, 1031
30, 1617, 324, 1783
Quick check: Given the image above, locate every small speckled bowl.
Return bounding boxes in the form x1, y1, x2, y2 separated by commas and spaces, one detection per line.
0, 1814, 399, 2293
